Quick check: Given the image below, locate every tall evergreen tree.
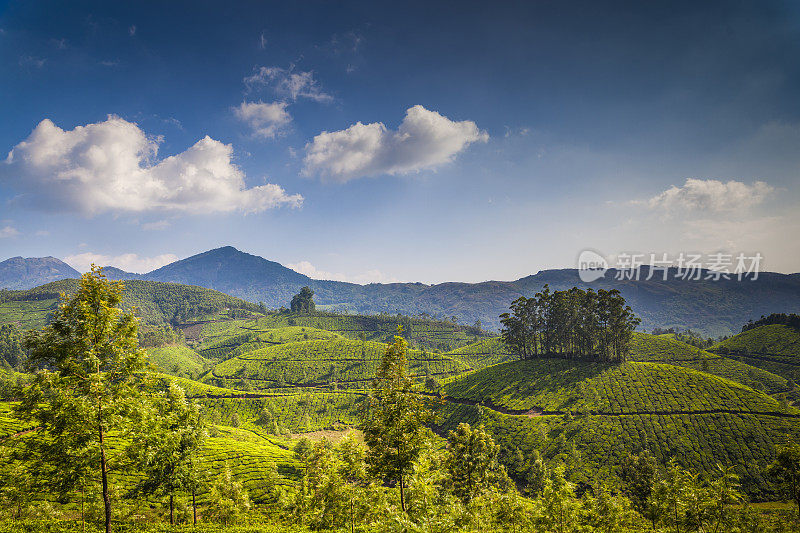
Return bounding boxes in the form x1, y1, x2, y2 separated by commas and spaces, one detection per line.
17, 266, 149, 533
362, 328, 433, 513
291, 286, 316, 314
445, 423, 500, 503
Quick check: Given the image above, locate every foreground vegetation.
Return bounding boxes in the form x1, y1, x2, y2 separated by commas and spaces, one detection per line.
0, 272, 799, 531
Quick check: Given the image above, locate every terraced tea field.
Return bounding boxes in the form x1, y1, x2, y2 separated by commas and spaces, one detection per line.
206, 338, 469, 389
440, 359, 793, 415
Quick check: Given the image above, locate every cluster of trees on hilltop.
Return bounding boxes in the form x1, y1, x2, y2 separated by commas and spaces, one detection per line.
500, 285, 640, 362
742, 313, 800, 332
290, 286, 316, 313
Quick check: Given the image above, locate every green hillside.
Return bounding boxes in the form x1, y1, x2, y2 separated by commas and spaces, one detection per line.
629, 332, 792, 395
714, 324, 800, 360
445, 336, 516, 370
1, 278, 260, 330
206, 337, 470, 390
441, 359, 790, 415
437, 358, 800, 498
146, 345, 208, 377
711, 325, 800, 399
196, 311, 489, 352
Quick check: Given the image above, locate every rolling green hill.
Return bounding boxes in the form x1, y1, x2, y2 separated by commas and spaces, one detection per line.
713, 324, 800, 360
206, 337, 470, 390
629, 332, 792, 395
0, 278, 261, 330
194, 312, 489, 355
436, 357, 800, 498
440, 359, 790, 415
146, 345, 208, 377
710, 324, 800, 404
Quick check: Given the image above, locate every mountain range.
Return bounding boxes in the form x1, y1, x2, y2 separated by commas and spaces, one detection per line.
2, 246, 800, 336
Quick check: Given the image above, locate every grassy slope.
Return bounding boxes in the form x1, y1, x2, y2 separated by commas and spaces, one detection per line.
630, 332, 791, 395
713, 324, 800, 359
206, 337, 469, 389
438, 357, 800, 498
0, 299, 56, 330
146, 345, 207, 376
197, 312, 489, 353
710, 325, 800, 394
2, 279, 259, 329
441, 359, 789, 414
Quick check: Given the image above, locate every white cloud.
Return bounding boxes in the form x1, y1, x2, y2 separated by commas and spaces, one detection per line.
141, 220, 170, 231
0, 226, 20, 238
19, 55, 45, 68
64, 252, 178, 274
2, 116, 303, 216
302, 105, 489, 183
244, 66, 332, 102
233, 101, 291, 139
646, 178, 773, 213
128, 25, 136, 36
288, 260, 400, 284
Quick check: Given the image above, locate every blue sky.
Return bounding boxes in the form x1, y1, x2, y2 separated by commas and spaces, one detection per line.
1, 0, 799, 283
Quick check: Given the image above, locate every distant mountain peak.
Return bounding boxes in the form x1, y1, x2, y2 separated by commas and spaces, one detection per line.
0, 255, 80, 290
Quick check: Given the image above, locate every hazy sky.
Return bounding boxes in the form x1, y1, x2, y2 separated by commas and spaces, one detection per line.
1, 0, 799, 283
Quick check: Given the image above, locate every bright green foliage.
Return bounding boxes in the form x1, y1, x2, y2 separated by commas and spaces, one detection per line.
619, 449, 658, 516
714, 325, 800, 359
648, 460, 745, 532
204, 464, 251, 525
438, 400, 800, 500
400, 440, 459, 532
579, 486, 637, 533
146, 346, 207, 378
294, 438, 314, 476
766, 443, 800, 517
16, 266, 149, 533
534, 465, 578, 533
362, 332, 435, 513
442, 359, 788, 414
287, 436, 380, 532
127, 381, 207, 524
3, 279, 260, 329
208, 338, 468, 389
445, 423, 501, 503
0, 325, 24, 370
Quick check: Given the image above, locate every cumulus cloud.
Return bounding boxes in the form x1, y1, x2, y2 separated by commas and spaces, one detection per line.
244, 66, 332, 102
2, 116, 303, 216
0, 226, 20, 238
288, 260, 400, 284
64, 252, 178, 274
302, 105, 489, 183
646, 178, 774, 213
233, 101, 291, 139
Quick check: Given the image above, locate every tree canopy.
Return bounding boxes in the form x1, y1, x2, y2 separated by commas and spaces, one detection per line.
291, 286, 316, 314
500, 285, 640, 362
